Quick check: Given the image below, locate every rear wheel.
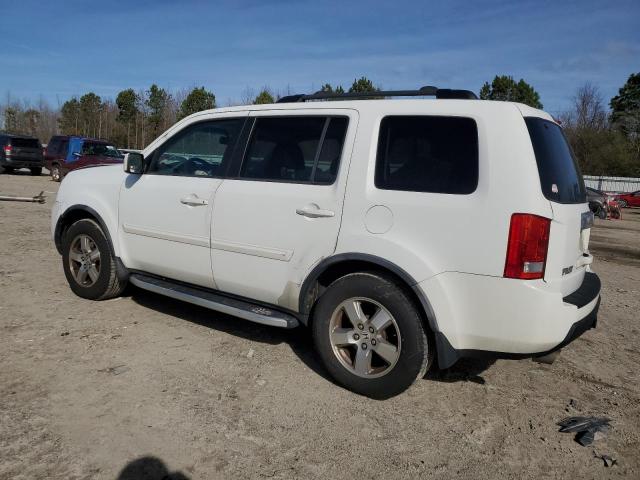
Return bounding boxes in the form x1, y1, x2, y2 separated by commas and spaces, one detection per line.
30, 167, 42, 176
1, 166, 14, 174
51, 165, 61, 182
597, 206, 607, 219
312, 272, 432, 398
62, 219, 126, 300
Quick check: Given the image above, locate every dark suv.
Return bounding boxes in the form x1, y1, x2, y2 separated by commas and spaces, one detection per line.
0, 134, 44, 175
45, 135, 123, 181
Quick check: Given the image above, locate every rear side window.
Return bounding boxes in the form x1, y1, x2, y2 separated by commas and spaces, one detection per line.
11, 137, 40, 149
375, 116, 478, 194
525, 117, 586, 204
240, 116, 348, 184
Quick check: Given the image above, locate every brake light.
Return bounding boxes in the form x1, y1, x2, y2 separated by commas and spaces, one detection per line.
3, 145, 11, 155
504, 214, 551, 280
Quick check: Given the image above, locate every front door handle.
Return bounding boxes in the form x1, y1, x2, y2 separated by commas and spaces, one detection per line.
296, 203, 335, 218
180, 194, 208, 206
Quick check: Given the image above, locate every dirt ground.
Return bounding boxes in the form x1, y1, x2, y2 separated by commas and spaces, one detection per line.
1, 171, 639, 480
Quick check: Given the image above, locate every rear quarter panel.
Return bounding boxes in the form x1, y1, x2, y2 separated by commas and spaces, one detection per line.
336, 100, 553, 283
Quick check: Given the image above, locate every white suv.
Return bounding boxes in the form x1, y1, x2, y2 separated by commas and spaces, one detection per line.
52, 86, 601, 398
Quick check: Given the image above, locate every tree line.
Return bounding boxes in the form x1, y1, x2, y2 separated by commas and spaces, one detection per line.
1, 74, 638, 177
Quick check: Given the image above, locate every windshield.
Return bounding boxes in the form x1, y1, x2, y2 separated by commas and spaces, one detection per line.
525, 117, 586, 204
82, 142, 123, 158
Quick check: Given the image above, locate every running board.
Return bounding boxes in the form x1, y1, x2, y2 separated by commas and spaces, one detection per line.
129, 274, 299, 329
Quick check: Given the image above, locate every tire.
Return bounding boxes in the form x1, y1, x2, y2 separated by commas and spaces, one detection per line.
51, 164, 62, 182
30, 167, 42, 176
312, 272, 433, 399
62, 219, 126, 300
597, 206, 607, 219
2, 166, 14, 174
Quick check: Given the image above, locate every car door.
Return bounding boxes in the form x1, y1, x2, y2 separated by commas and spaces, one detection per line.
63, 137, 84, 174
118, 115, 247, 288
210, 109, 357, 309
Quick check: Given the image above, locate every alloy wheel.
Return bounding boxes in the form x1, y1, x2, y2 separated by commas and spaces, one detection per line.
68, 234, 101, 287
329, 297, 401, 378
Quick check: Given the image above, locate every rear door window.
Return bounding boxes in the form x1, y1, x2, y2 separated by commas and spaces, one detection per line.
375, 116, 478, 194
525, 117, 586, 204
239, 116, 348, 184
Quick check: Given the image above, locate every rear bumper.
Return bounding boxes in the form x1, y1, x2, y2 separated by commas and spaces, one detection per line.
1, 157, 44, 168
420, 271, 601, 368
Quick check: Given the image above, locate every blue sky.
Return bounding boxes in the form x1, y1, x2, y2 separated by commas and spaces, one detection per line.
1, 0, 638, 114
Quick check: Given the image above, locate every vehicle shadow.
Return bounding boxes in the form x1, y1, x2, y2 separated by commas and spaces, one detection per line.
116, 455, 189, 480
129, 288, 494, 388
425, 357, 495, 384
4, 169, 43, 176
129, 288, 334, 382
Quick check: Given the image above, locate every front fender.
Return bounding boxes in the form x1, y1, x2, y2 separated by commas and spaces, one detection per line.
52, 165, 124, 256
54, 204, 118, 256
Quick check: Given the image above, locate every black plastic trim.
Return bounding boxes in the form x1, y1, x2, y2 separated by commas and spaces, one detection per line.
563, 272, 601, 308
276, 86, 478, 103
298, 253, 439, 333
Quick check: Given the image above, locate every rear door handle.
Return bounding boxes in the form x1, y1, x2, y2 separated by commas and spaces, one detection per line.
180, 194, 208, 206
296, 204, 335, 218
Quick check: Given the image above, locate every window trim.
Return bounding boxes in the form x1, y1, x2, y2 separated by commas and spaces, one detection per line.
233, 115, 349, 186
143, 117, 248, 179
374, 114, 480, 195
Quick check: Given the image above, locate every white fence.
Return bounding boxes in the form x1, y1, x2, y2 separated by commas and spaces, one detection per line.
584, 175, 640, 193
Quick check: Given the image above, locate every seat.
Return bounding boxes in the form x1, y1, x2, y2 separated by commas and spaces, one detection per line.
266, 143, 306, 180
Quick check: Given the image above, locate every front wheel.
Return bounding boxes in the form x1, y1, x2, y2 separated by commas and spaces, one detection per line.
312, 272, 432, 399
62, 219, 126, 300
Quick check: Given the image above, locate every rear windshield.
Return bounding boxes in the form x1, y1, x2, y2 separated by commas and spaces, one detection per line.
11, 137, 40, 149
525, 117, 586, 204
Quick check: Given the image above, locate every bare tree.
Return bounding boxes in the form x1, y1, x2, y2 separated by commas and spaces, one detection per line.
568, 83, 608, 131
240, 86, 256, 106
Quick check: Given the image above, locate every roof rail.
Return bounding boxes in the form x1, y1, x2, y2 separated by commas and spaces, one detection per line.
276, 86, 477, 103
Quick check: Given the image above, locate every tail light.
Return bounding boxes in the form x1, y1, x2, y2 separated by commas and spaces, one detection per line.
3, 145, 11, 155
504, 214, 551, 280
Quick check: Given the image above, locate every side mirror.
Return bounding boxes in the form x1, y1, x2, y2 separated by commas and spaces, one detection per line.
124, 152, 144, 174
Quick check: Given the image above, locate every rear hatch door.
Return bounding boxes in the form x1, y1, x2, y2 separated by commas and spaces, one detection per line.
10, 137, 43, 161
524, 117, 591, 296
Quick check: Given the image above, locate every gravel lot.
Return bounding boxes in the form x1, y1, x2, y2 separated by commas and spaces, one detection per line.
1, 172, 639, 479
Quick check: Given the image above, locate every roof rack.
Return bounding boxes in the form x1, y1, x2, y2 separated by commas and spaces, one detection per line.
276, 86, 478, 103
